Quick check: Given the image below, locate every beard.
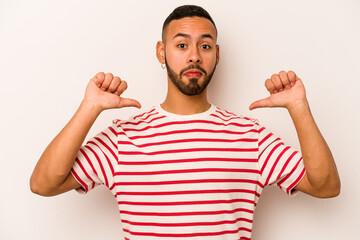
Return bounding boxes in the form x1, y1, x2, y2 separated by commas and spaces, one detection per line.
165, 59, 216, 96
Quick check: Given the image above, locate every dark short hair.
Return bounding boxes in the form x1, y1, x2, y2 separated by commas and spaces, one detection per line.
162, 5, 217, 41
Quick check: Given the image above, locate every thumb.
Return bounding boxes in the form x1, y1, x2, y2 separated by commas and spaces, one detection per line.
119, 97, 142, 109
249, 97, 272, 110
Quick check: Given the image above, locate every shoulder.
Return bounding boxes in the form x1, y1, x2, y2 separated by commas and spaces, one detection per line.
212, 105, 260, 127
112, 105, 160, 129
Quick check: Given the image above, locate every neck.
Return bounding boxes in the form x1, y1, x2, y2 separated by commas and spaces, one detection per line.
161, 78, 211, 115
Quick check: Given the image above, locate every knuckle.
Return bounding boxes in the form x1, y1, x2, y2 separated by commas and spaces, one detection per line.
105, 73, 114, 79
96, 72, 105, 80
265, 79, 272, 89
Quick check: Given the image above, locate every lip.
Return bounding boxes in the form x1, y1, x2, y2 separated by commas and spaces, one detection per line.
184, 70, 202, 77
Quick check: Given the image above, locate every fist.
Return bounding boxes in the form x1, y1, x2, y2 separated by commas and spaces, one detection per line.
249, 70, 307, 111
84, 72, 141, 111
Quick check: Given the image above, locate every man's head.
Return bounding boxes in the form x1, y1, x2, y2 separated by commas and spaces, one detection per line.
161, 5, 217, 43
156, 5, 219, 96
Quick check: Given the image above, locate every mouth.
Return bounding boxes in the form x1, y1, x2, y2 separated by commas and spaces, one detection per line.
183, 70, 203, 77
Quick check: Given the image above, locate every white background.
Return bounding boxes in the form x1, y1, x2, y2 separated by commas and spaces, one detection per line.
1, 0, 359, 239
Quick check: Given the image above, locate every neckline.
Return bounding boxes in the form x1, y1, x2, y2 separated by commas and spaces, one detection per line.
156, 104, 216, 120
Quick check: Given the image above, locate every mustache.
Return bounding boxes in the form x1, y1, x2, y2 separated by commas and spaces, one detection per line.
180, 64, 207, 76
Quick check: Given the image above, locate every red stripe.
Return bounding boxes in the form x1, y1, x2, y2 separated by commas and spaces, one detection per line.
260, 142, 283, 174
118, 147, 257, 156
258, 138, 281, 160
74, 157, 95, 184
215, 109, 241, 119
276, 151, 298, 180
94, 137, 118, 161
133, 108, 156, 120
220, 108, 236, 116
137, 111, 159, 121
115, 168, 260, 176
264, 146, 290, 185
277, 157, 303, 187
120, 207, 253, 216
85, 145, 109, 188
258, 132, 272, 147
121, 115, 166, 126
101, 131, 117, 150
116, 189, 260, 197
123, 227, 251, 237
215, 110, 255, 124
222, 109, 257, 124
70, 168, 88, 193
118, 128, 259, 140
210, 113, 243, 123
122, 119, 255, 132
88, 141, 115, 176
79, 148, 98, 176
121, 216, 253, 227
117, 157, 257, 165
118, 198, 255, 206
108, 126, 118, 137
115, 178, 263, 188
118, 137, 257, 148
287, 167, 306, 194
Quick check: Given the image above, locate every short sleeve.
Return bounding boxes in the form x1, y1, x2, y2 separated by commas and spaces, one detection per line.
257, 124, 306, 196
71, 121, 119, 194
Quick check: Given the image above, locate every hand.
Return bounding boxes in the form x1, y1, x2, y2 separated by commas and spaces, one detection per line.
83, 72, 141, 112
249, 70, 307, 112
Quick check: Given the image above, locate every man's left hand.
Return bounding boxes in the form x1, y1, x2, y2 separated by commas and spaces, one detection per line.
249, 70, 307, 111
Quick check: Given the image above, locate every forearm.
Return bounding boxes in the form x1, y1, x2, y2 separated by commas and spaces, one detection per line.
30, 100, 102, 191
288, 100, 340, 194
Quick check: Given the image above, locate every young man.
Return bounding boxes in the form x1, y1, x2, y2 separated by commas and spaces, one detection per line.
30, 5, 340, 240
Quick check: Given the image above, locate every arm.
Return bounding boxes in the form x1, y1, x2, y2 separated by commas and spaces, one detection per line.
30, 72, 141, 196
249, 70, 340, 198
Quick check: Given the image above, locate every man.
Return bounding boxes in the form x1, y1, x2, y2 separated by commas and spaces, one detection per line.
30, 5, 340, 240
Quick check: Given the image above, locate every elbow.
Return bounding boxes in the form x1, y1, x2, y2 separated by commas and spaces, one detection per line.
315, 179, 341, 198
30, 175, 56, 197
328, 180, 341, 198
29, 176, 45, 196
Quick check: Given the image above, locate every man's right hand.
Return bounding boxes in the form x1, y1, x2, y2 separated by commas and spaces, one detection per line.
83, 72, 141, 112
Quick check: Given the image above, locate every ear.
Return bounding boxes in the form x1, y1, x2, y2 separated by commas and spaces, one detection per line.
216, 44, 220, 65
156, 41, 165, 64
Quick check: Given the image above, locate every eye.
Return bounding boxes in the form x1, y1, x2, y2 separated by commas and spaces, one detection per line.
201, 44, 211, 50
177, 43, 187, 48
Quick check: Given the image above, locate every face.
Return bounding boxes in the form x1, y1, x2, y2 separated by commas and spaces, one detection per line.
158, 17, 219, 96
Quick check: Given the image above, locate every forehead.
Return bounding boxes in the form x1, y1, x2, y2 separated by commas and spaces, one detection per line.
165, 17, 217, 41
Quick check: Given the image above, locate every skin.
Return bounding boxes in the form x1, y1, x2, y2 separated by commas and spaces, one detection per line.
250, 71, 340, 197
30, 16, 340, 198
156, 17, 219, 115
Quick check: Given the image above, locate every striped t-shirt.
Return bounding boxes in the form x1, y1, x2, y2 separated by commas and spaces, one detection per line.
71, 104, 305, 240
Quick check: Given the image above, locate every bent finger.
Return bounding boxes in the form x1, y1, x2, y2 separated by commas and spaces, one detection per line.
287, 70, 297, 86
116, 80, 128, 95
279, 70, 290, 89
265, 78, 276, 94
94, 72, 105, 87
271, 74, 283, 93
108, 76, 121, 93
101, 73, 114, 91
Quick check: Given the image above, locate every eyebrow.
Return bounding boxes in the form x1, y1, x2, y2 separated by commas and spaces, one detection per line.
173, 33, 214, 40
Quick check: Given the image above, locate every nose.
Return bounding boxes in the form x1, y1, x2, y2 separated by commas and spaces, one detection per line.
188, 46, 201, 64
